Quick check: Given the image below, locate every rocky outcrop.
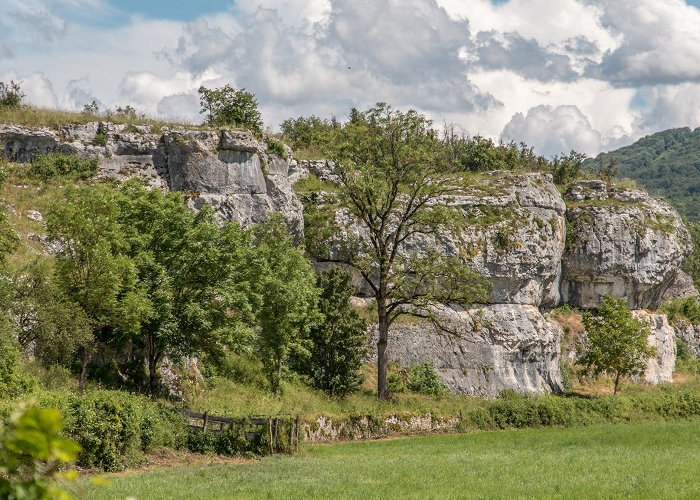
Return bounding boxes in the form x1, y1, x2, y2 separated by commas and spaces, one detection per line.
632, 310, 676, 384
163, 129, 303, 238
372, 304, 563, 397
663, 270, 700, 301
0, 123, 302, 237
674, 322, 700, 358
562, 180, 692, 309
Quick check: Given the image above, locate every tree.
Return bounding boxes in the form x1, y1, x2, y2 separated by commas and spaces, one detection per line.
296, 269, 368, 397
578, 295, 656, 395
47, 185, 147, 391
248, 215, 320, 393
551, 150, 586, 187
0, 80, 24, 108
309, 103, 490, 398
116, 181, 255, 395
198, 84, 263, 133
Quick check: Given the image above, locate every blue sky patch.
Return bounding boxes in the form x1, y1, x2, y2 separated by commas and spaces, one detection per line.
106, 0, 231, 21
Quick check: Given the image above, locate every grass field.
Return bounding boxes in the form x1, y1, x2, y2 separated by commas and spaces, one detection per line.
80, 419, 700, 499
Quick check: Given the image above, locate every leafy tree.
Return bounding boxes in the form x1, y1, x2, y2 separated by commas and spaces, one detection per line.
116, 181, 255, 394
309, 103, 490, 398
47, 185, 147, 391
297, 269, 367, 397
7, 257, 91, 368
248, 215, 320, 393
551, 150, 587, 187
280, 115, 338, 152
578, 295, 656, 395
0, 80, 24, 108
0, 315, 34, 399
0, 407, 80, 500
682, 221, 700, 290
198, 84, 263, 133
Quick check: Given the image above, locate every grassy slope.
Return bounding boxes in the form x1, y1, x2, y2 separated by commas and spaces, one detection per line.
82, 419, 700, 499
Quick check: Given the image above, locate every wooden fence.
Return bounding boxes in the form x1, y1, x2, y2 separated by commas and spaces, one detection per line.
183, 409, 301, 454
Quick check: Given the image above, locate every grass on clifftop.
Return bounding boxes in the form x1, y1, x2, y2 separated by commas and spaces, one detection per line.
0, 105, 194, 131
81, 419, 700, 499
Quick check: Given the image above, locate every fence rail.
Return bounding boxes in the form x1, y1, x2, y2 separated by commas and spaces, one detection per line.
183, 408, 301, 454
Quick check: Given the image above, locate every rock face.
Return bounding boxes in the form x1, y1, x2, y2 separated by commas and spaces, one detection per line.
562, 180, 692, 309
632, 310, 676, 384
0, 123, 302, 237
163, 129, 303, 238
373, 304, 564, 397
2, 122, 694, 395
674, 323, 700, 358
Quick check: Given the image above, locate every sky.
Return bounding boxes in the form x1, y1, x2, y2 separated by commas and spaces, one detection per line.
2, 1, 700, 157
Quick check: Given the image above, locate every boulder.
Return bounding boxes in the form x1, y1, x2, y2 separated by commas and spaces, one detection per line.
562, 180, 692, 309
373, 304, 564, 397
632, 310, 676, 384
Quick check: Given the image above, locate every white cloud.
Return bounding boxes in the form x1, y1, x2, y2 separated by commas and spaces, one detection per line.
501, 104, 602, 157
595, 0, 700, 85
633, 83, 700, 133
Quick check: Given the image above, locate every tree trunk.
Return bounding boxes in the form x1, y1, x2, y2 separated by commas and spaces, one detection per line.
613, 372, 621, 395
377, 295, 389, 399
79, 346, 89, 392
148, 334, 158, 397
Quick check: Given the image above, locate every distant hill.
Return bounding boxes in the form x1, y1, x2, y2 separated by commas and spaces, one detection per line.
591, 127, 700, 221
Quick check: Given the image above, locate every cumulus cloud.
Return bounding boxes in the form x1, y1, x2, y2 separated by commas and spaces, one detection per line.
474, 31, 579, 82
501, 104, 602, 157
594, 0, 700, 85
633, 84, 700, 133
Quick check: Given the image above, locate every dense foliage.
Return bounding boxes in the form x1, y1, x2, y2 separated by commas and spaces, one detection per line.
294, 269, 368, 396
29, 153, 99, 181
0, 80, 24, 109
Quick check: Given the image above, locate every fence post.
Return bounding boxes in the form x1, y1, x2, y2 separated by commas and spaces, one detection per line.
268, 418, 273, 455
203, 412, 209, 432
295, 415, 300, 452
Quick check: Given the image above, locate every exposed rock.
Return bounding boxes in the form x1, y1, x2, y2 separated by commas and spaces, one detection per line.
0, 123, 302, 238
562, 180, 692, 309
673, 322, 700, 359
322, 172, 566, 307
662, 270, 700, 301
632, 310, 676, 384
163, 130, 304, 238
372, 304, 563, 397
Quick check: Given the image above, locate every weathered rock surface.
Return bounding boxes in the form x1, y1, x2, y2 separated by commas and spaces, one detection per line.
372, 304, 563, 397
562, 180, 692, 309
0, 123, 302, 237
663, 270, 700, 301
673, 322, 700, 358
632, 310, 676, 384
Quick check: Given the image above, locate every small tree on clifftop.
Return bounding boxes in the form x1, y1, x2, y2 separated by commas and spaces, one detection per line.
307, 103, 490, 399
198, 84, 263, 133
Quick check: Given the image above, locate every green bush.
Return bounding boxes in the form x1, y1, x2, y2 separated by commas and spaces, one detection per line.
29, 152, 99, 180
0, 316, 35, 399
38, 390, 187, 471
407, 363, 448, 397
266, 138, 287, 159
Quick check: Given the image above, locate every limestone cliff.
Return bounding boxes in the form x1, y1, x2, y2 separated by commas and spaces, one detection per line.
1, 122, 695, 397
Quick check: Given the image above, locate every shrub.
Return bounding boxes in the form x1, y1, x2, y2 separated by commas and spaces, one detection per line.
29, 152, 99, 180
266, 138, 287, 159
407, 362, 448, 397
0, 315, 35, 399
39, 391, 187, 471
